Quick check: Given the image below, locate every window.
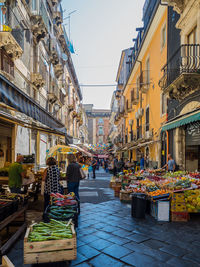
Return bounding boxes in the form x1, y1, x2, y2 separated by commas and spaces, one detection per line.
131, 90, 134, 102
161, 93, 167, 115
136, 77, 140, 99
161, 24, 166, 49
146, 107, 149, 132
188, 27, 197, 44
145, 58, 150, 85
32, 0, 37, 11
98, 126, 104, 135
98, 118, 104, 125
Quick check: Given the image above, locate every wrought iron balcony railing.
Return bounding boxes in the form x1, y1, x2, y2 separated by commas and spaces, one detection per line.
159, 44, 200, 91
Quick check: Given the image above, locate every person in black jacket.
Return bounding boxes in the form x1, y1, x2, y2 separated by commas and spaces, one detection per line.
66, 154, 82, 200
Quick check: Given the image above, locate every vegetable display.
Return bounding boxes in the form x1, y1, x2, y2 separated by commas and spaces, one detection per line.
28, 219, 73, 242
48, 205, 76, 220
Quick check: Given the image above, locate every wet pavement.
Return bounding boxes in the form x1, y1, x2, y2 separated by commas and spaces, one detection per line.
4, 168, 200, 266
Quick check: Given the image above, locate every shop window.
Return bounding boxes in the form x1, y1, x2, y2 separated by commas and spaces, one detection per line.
161, 24, 166, 50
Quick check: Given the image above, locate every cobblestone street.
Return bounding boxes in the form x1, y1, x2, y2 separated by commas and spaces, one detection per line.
5, 169, 200, 267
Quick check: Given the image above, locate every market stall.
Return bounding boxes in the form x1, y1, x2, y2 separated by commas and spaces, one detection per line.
111, 170, 200, 222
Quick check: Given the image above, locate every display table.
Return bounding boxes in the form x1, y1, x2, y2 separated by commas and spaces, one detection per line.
0, 177, 8, 185
0, 205, 28, 255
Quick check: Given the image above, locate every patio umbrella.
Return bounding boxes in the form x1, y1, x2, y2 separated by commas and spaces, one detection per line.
47, 145, 78, 158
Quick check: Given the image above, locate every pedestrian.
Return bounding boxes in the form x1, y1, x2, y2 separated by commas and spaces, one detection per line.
104, 158, 108, 173
91, 157, 97, 179
42, 157, 62, 211
113, 156, 118, 176
117, 158, 124, 172
140, 155, 145, 170
8, 155, 25, 193
66, 154, 82, 199
163, 154, 176, 172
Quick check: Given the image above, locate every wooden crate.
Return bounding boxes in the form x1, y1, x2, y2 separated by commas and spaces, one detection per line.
171, 212, 190, 222
120, 191, 131, 203
24, 224, 77, 264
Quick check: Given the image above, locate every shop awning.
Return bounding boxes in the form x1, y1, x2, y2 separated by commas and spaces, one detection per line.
162, 110, 200, 131
0, 75, 65, 132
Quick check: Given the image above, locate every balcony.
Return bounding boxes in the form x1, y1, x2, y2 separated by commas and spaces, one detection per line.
50, 38, 59, 65
31, 73, 45, 89
48, 81, 59, 103
162, 0, 184, 14
140, 70, 150, 93
159, 44, 200, 100
31, 1, 49, 43
0, 49, 14, 80
0, 7, 23, 59
54, 62, 64, 78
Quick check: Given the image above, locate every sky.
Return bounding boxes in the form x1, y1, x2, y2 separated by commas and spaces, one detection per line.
62, 0, 146, 109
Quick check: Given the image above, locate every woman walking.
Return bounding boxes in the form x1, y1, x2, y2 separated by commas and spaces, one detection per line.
66, 154, 82, 200
43, 157, 62, 211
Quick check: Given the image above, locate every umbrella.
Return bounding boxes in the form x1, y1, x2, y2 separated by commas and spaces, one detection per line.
47, 145, 78, 158
70, 144, 93, 157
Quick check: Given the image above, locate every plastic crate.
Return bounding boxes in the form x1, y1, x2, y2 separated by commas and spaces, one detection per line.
151, 199, 170, 221
171, 193, 185, 202
171, 212, 190, 222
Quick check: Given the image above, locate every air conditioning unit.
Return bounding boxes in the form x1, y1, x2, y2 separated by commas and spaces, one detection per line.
129, 119, 133, 125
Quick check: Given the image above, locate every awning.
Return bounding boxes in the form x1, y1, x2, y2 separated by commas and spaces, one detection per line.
162, 110, 200, 131
0, 74, 65, 132
70, 144, 92, 157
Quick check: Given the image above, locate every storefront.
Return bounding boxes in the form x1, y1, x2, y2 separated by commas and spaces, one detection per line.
0, 118, 14, 168
162, 109, 200, 171
185, 122, 200, 172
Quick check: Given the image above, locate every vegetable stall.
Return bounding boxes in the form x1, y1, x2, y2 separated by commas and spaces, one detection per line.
110, 170, 200, 222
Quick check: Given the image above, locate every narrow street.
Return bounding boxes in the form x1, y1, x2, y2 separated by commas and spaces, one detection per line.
4, 168, 200, 267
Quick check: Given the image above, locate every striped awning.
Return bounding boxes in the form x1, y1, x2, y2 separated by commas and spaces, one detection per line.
162, 110, 200, 131
0, 74, 65, 133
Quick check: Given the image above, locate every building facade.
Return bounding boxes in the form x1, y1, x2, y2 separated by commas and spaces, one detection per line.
160, 0, 200, 171
0, 0, 83, 168
83, 104, 110, 145
114, 0, 169, 167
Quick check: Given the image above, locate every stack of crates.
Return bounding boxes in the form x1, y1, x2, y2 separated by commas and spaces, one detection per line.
171, 193, 189, 222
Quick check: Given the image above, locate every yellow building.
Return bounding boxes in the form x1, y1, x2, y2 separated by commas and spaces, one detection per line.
122, 3, 168, 168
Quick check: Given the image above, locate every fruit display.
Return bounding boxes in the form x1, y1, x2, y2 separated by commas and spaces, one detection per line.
148, 189, 169, 197
184, 190, 200, 212
28, 219, 73, 242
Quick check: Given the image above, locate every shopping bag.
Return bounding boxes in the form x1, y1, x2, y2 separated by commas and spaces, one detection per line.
41, 181, 45, 195
80, 168, 86, 179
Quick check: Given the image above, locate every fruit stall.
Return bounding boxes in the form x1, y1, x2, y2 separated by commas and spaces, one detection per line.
110, 170, 200, 222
